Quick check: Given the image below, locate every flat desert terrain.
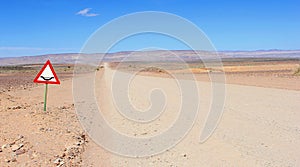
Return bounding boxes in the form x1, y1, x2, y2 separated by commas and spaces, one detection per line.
0, 59, 300, 166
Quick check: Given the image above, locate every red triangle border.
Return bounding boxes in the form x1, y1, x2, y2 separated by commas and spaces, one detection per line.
33, 60, 60, 84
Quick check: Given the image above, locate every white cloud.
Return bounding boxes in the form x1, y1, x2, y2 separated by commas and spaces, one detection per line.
76, 8, 99, 17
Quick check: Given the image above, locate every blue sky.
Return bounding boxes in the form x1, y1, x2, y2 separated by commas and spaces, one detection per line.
0, 0, 299, 57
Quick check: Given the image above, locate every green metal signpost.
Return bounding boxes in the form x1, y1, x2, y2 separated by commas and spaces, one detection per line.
33, 60, 60, 111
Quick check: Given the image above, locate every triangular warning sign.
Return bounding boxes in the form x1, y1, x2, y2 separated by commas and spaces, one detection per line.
33, 60, 60, 84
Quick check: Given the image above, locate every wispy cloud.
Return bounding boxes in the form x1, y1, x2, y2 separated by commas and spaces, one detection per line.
76, 8, 99, 17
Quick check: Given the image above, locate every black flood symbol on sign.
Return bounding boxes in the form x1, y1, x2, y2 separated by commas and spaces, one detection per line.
41, 76, 54, 81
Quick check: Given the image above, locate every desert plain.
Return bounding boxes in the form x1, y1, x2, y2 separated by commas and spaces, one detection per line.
0, 55, 300, 166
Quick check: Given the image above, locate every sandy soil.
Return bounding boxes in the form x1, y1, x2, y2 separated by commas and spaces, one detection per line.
0, 62, 300, 166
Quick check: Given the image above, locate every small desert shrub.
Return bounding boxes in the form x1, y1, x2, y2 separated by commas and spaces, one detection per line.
294, 66, 300, 75
140, 67, 166, 73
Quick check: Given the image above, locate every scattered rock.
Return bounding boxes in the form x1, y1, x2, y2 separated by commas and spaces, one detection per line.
65, 146, 79, 158
12, 106, 22, 110
53, 158, 63, 165
18, 135, 24, 139
0, 148, 2, 152
15, 135, 24, 142
183, 154, 187, 157
15, 149, 26, 155
11, 153, 17, 162
51, 133, 87, 166
46, 128, 53, 132
11, 157, 17, 162
60, 106, 68, 110
75, 141, 82, 146
2, 144, 10, 149
11, 145, 19, 151
59, 161, 65, 166
61, 152, 66, 158
4, 158, 10, 163
11, 144, 23, 152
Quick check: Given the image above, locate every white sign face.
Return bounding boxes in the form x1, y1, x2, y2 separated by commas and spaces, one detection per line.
36, 65, 58, 82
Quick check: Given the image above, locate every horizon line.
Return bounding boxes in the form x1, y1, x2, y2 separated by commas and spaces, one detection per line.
1, 49, 300, 59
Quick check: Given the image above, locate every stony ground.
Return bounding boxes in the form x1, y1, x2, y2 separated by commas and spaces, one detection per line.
0, 67, 89, 166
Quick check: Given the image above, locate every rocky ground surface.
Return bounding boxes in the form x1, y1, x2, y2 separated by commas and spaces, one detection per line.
0, 68, 89, 166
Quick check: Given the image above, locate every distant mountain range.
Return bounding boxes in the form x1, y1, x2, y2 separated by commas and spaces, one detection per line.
0, 50, 299, 66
